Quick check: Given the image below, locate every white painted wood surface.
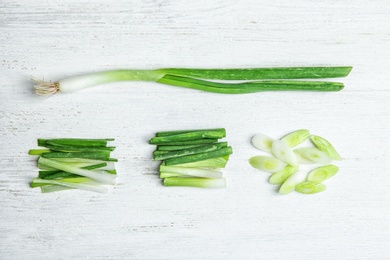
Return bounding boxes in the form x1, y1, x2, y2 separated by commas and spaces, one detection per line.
1, 0, 389, 259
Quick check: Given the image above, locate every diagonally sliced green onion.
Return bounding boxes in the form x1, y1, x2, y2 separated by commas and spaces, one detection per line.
160, 66, 353, 80
33, 67, 352, 96
310, 135, 342, 160
294, 147, 331, 165
271, 140, 298, 166
296, 181, 326, 194
251, 133, 274, 152
307, 165, 339, 183
38, 157, 116, 184
163, 177, 226, 188
279, 170, 307, 195
249, 156, 286, 173
281, 129, 310, 147
269, 165, 299, 185
160, 165, 223, 179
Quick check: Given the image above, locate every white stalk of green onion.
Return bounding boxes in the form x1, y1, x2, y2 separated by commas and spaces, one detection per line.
33, 66, 352, 96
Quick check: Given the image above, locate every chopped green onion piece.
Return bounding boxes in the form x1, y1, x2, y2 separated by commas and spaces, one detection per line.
150, 129, 226, 144
38, 138, 113, 147
294, 147, 331, 165
41, 151, 111, 160
157, 143, 214, 151
271, 140, 298, 166
294, 150, 316, 164
310, 135, 342, 160
281, 129, 310, 147
41, 185, 73, 193
251, 133, 274, 152
163, 177, 226, 188
38, 157, 116, 184
28, 149, 51, 155
269, 165, 299, 185
296, 181, 326, 194
279, 171, 307, 195
249, 156, 286, 173
173, 157, 228, 168
32, 178, 108, 193
154, 139, 219, 146
156, 128, 226, 137
164, 146, 233, 166
153, 142, 228, 160
307, 165, 339, 183
160, 165, 223, 178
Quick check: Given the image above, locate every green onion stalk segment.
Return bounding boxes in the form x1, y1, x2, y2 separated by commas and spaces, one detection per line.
33, 66, 352, 96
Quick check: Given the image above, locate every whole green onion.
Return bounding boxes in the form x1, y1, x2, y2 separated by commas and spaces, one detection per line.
33, 66, 352, 95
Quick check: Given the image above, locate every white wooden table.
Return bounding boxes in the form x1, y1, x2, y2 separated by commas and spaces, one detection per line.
1, 1, 389, 259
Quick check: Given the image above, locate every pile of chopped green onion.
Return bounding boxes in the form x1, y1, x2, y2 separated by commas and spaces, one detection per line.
29, 138, 117, 193
249, 129, 341, 195
149, 128, 233, 188
33, 66, 352, 96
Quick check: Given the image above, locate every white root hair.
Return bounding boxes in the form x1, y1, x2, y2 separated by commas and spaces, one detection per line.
32, 78, 60, 96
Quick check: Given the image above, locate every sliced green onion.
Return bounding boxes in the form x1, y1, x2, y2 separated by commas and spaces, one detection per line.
294, 147, 331, 165
310, 135, 342, 160
269, 165, 299, 185
296, 181, 326, 194
251, 133, 274, 152
156, 143, 214, 151
38, 157, 116, 184
294, 150, 316, 164
33, 67, 352, 96
307, 165, 339, 183
281, 129, 310, 147
163, 177, 226, 188
160, 165, 223, 179
41, 185, 73, 193
249, 156, 286, 173
156, 128, 226, 137
279, 171, 307, 195
271, 140, 298, 166
153, 139, 219, 146
28, 149, 51, 155
38, 138, 114, 147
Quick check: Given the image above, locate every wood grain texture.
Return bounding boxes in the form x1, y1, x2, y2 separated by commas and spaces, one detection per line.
1, 0, 389, 259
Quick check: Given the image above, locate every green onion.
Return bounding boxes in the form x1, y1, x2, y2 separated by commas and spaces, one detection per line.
33, 66, 352, 96
163, 177, 226, 188
307, 165, 339, 183
31, 178, 108, 193
281, 129, 310, 147
249, 156, 286, 173
160, 165, 223, 179
269, 165, 299, 185
38, 138, 114, 147
294, 147, 331, 165
251, 133, 274, 152
310, 135, 342, 160
271, 140, 298, 166
279, 171, 307, 195
296, 181, 326, 194
150, 128, 232, 188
